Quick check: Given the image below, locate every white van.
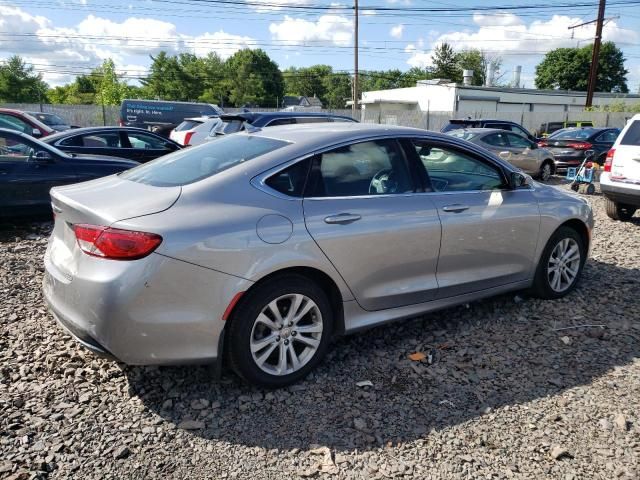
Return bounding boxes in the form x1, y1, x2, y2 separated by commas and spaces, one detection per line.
600, 114, 640, 221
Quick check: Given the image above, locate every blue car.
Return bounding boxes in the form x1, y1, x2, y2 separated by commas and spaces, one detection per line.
0, 128, 138, 218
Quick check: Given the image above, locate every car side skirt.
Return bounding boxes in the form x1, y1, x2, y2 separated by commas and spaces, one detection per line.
343, 279, 532, 334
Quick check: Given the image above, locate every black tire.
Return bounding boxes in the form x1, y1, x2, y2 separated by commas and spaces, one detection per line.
530, 226, 586, 300
585, 183, 596, 195
604, 196, 636, 221
538, 160, 554, 182
227, 274, 333, 388
570, 183, 580, 192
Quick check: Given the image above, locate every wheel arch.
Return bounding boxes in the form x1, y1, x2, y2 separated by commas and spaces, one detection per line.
558, 218, 590, 253
226, 266, 346, 336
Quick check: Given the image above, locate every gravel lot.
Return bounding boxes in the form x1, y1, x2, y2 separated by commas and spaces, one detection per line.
1, 189, 639, 480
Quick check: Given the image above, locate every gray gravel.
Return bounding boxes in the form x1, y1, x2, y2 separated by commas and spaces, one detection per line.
1, 191, 639, 479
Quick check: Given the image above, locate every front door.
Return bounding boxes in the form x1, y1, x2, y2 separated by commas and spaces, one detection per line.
408, 139, 540, 299
303, 138, 442, 311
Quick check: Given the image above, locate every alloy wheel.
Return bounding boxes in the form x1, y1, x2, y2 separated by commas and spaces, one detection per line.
541, 163, 552, 181
250, 294, 323, 376
547, 238, 581, 292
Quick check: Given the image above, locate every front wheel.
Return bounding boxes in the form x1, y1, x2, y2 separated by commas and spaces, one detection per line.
227, 274, 333, 388
604, 197, 636, 221
530, 226, 586, 299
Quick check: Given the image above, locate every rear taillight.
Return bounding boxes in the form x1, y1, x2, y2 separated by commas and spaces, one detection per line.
604, 148, 615, 172
73, 224, 162, 260
119, 120, 124, 127
567, 142, 593, 150
538, 141, 548, 147
183, 131, 195, 146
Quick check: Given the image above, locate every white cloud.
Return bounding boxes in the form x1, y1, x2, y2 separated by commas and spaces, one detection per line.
405, 14, 638, 69
269, 14, 353, 46
390, 24, 404, 39
0, 6, 257, 85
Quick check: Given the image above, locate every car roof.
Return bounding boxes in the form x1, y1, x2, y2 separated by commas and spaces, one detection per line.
221, 111, 354, 121
43, 126, 160, 141
448, 127, 506, 134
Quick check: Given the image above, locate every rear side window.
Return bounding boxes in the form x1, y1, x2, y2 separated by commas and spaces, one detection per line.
265, 159, 311, 197
483, 133, 508, 146
620, 121, 640, 146
120, 135, 289, 186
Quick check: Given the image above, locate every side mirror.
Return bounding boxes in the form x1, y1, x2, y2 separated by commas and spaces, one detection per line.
33, 150, 53, 163
31, 128, 42, 138
510, 171, 531, 189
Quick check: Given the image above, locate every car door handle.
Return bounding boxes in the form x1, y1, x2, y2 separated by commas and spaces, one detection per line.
442, 204, 469, 213
324, 213, 362, 224
499, 151, 511, 158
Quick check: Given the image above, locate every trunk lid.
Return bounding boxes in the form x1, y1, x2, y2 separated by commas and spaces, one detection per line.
47, 174, 180, 279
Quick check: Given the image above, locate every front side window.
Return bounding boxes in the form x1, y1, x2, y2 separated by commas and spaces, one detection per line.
120, 134, 289, 187
410, 139, 505, 192
0, 135, 37, 162
306, 139, 412, 197
0, 114, 30, 133
505, 133, 531, 149
483, 132, 508, 147
127, 132, 166, 149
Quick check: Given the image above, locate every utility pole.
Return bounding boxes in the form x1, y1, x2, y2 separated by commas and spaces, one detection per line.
585, 0, 606, 108
353, 0, 359, 113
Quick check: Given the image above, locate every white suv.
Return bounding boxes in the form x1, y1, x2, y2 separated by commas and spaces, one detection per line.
600, 114, 640, 221
170, 116, 221, 146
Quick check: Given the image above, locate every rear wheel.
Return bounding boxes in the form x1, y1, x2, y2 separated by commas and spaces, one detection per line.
604, 197, 637, 221
530, 226, 585, 299
538, 161, 553, 182
227, 274, 333, 388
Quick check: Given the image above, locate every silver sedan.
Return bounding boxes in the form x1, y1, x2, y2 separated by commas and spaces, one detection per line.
43, 123, 593, 387
447, 128, 557, 181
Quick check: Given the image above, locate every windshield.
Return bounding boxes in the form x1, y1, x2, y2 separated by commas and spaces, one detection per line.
120, 134, 289, 187
27, 112, 66, 126
447, 130, 478, 140
552, 128, 597, 140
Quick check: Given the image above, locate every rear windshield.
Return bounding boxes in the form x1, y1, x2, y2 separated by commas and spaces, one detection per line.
215, 119, 245, 135
30, 113, 66, 126
120, 135, 289, 187
175, 120, 203, 131
552, 128, 596, 140
447, 130, 477, 140
620, 121, 640, 146
441, 122, 474, 133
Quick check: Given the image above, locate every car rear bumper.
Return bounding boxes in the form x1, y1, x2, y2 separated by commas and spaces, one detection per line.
43, 247, 252, 365
553, 157, 583, 170
600, 173, 640, 207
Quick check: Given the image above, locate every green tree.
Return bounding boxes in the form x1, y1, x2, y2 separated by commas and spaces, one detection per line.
0, 56, 48, 102
225, 49, 283, 107
140, 51, 184, 100
432, 43, 460, 82
96, 59, 129, 105
322, 72, 352, 108
535, 42, 628, 93
199, 53, 226, 105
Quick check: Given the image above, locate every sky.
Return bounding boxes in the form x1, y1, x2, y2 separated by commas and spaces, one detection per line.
0, 0, 639, 92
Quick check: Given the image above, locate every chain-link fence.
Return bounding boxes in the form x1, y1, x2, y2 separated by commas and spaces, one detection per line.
2, 103, 635, 131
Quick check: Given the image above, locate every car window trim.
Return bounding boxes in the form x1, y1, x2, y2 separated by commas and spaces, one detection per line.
408, 138, 514, 193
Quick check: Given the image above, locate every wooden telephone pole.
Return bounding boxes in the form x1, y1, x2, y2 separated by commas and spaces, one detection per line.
353, 0, 359, 113
585, 0, 606, 107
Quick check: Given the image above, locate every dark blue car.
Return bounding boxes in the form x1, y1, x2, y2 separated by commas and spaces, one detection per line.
0, 128, 138, 218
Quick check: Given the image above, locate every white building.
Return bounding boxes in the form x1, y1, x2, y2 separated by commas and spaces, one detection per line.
360, 80, 640, 114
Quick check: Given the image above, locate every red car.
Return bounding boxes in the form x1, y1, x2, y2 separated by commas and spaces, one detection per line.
0, 108, 54, 138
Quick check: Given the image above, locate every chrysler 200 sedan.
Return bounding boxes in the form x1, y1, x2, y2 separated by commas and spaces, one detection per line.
43, 123, 593, 388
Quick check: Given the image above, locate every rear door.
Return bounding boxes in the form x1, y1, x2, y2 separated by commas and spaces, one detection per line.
408, 138, 540, 298
612, 120, 640, 183
60, 131, 125, 158
504, 132, 539, 174
302, 138, 442, 311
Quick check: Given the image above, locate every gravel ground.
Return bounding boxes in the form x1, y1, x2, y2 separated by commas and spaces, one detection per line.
1, 189, 639, 480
